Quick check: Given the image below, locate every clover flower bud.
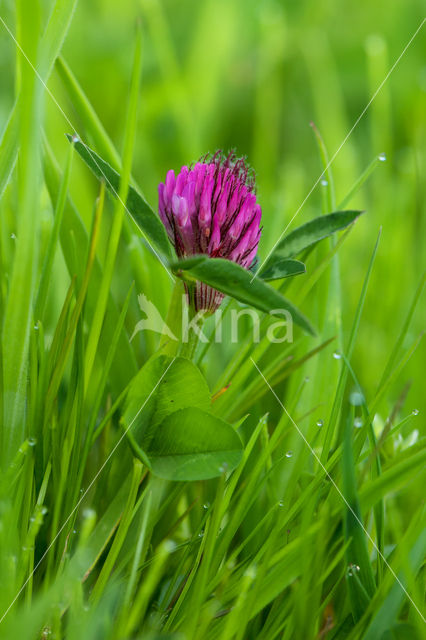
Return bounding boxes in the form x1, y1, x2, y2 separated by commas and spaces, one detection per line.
158, 151, 262, 312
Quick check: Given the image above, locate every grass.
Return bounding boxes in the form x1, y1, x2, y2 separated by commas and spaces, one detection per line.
0, 0, 425, 638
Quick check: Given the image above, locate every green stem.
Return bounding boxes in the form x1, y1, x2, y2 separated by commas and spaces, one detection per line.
179, 283, 205, 360
159, 279, 184, 356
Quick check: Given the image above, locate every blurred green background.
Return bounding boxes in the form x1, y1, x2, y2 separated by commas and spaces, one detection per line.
1, 0, 425, 410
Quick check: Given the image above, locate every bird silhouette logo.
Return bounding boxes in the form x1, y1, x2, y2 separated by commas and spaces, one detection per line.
130, 294, 177, 342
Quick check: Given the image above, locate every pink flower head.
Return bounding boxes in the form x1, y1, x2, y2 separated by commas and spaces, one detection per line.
158, 151, 262, 312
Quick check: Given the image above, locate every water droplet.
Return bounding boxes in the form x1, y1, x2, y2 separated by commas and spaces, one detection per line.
219, 463, 228, 473
378, 152, 386, 162
333, 351, 342, 360
34, 323, 39, 330
278, 500, 284, 507
285, 450, 293, 458
316, 419, 324, 428
198, 530, 204, 538
164, 539, 176, 553
28, 437, 37, 446
347, 563, 360, 577
41, 506, 48, 515
71, 134, 80, 144
304, 376, 310, 383
320, 179, 328, 186
412, 409, 419, 416
11, 233, 16, 240
349, 391, 364, 406
73, 529, 77, 534
30, 515, 36, 522
244, 565, 257, 579
203, 502, 210, 510
354, 417, 363, 429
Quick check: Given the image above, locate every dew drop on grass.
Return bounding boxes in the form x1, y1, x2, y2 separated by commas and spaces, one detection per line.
244, 565, 257, 579
378, 152, 386, 162
71, 134, 80, 144
316, 419, 324, 428
347, 563, 360, 577
285, 451, 293, 458
28, 437, 37, 446
354, 417, 363, 428
333, 351, 342, 360
278, 500, 284, 507
164, 540, 176, 553
304, 376, 310, 383
40, 506, 48, 515
412, 409, 419, 416
11, 233, 16, 240
219, 463, 228, 473
349, 391, 364, 406
34, 323, 39, 330
203, 502, 210, 510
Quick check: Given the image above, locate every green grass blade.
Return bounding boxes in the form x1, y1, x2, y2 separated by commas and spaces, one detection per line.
342, 412, 376, 621
321, 229, 381, 462
84, 28, 143, 384
68, 135, 173, 262
56, 56, 122, 169
1, 1, 42, 464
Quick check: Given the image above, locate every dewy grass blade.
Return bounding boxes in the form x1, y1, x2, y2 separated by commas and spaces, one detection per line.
342, 411, 376, 620
321, 228, 382, 463
337, 154, 384, 210
1, 1, 42, 465
0, 0, 79, 197
42, 141, 138, 387
43, 183, 105, 428
310, 121, 336, 212
84, 28, 142, 385
376, 270, 425, 393
39, 0, 78, 79
90, 459, 144, 604
55, 56, 122, 171
35, 136, 75, 319
68, 136, 173, 263
251, 359, 426, 625
0, 102, 19, 200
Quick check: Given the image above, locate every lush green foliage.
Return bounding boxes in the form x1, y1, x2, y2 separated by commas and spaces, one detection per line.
0, 1, 425, 639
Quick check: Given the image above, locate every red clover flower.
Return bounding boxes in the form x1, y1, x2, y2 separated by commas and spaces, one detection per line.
158, 151, 262, 312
